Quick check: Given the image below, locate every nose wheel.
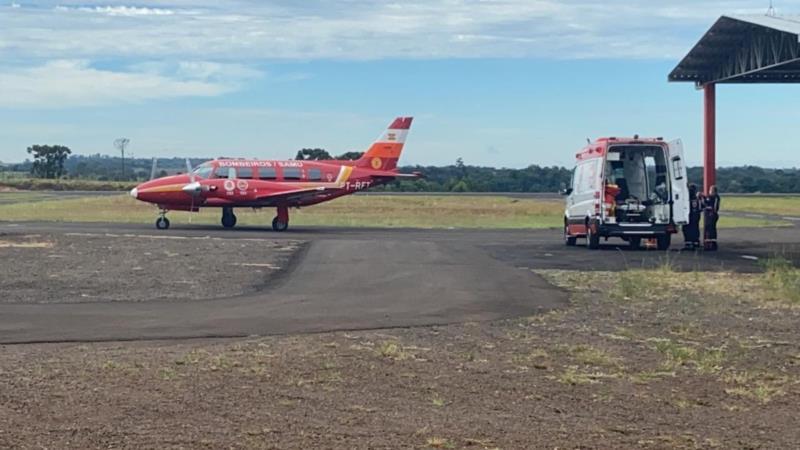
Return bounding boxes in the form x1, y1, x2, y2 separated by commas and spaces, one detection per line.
221, 207, 237, 229
155, 211, 170, 230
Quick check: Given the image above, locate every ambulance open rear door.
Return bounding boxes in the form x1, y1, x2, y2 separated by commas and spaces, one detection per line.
667, 139, 690, 225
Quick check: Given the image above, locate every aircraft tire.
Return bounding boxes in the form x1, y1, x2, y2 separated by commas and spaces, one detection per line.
156, 217, 170, 230
272, 217, 289, 232
222, 213, 237, 228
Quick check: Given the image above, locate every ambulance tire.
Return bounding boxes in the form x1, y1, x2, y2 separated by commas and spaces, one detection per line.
657, 234, 671, 251
565, 223, 577, 246
586, 225, 600, 250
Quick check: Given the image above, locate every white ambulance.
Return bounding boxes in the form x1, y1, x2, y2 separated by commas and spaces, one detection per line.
563, 137, 690, 250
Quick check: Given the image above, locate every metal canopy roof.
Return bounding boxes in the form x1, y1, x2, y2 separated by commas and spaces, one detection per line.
670, 15, 800, 86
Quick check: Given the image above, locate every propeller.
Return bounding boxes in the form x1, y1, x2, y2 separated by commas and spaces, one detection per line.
150, 157, 158, 180
181, 159, 202, 223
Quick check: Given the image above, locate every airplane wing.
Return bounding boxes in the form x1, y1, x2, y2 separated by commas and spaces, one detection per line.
253, 186, 332, 206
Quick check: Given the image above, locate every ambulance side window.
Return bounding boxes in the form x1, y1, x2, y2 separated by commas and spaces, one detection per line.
573, 164, 584, 193
671, 157, 684, 180
570, 167, 578, 192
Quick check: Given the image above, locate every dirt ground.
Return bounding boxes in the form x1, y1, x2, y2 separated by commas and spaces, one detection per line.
0, 233, 302, 303
1, 268, 798, 449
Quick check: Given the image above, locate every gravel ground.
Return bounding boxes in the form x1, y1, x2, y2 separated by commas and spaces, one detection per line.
0, 233, 302, 303
1, 269, 798, 449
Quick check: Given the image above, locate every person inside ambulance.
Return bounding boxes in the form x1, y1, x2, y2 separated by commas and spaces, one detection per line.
682, 183, 702, 249
648, 175, 669, 205
703, 185, 721, 251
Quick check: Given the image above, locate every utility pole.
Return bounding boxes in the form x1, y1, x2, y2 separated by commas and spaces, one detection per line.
114, 138, 130, 180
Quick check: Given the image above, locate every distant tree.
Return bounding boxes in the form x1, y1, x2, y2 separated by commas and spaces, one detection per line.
295, 148, 332, 160
335, 151, 364, 160
27, 145, 72, 179
450, 179, 470, 192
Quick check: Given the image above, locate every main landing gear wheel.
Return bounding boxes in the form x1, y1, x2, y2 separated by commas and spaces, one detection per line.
221, 208, 237, 229
156, 217, 170, 230
272, 217, 289, 232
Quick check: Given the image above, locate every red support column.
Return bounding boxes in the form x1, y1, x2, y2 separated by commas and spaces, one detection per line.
703, 83, 716, 194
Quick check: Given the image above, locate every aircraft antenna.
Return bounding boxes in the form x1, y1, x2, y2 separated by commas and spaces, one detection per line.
114, 138, 130, 180
767, 0, 776, 16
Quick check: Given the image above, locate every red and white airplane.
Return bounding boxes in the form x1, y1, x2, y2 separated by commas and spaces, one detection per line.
130, 117, 417, 231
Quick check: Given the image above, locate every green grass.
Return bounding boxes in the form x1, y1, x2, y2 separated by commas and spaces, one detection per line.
725, 196, 800, 217
0, 177, 135, 191
717, 215, 792, 228
760, 258, 800, 303
0, 193, 564, 229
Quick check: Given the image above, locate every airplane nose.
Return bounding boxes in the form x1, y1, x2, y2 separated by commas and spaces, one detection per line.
130, 187, 138, 199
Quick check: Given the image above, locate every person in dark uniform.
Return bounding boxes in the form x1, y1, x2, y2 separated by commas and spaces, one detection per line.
704, 185, 721, 251
683, 184, 702, 249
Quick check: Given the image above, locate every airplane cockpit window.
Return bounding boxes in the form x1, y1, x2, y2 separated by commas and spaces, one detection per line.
192, 165, 214, 179
213, 166, 231, 179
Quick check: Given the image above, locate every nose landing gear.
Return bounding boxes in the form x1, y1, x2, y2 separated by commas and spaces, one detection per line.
221, 207, 237, 229
155, 210, 170, 230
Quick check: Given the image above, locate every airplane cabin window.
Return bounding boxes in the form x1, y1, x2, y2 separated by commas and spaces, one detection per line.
283, 167, 302, 180
259, 167, 277, 180
308, 168, 322, 181
238, 167, 254, 179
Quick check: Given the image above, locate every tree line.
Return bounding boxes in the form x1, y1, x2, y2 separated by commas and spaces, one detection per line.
4, 146, 799, 193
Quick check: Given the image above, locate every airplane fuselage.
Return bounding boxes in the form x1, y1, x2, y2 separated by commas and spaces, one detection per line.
129, 116, 416, 231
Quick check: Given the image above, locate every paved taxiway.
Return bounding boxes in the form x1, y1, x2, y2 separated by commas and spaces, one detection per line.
1, 221, 798, 344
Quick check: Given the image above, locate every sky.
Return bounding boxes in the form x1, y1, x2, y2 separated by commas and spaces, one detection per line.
0, 0, 798, 168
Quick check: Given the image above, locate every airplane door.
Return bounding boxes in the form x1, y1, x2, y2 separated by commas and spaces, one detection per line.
667, 139, 689, 225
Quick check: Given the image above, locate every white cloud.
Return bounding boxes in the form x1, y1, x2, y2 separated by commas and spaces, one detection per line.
54, 5, 177, 16
0, 1, 782, 61
0, 60, 259, 108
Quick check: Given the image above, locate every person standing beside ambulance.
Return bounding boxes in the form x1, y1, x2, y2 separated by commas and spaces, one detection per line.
683, 184, 702, 249
703, 185, 721, 251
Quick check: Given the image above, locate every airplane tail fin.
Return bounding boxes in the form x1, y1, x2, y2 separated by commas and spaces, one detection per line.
355, 117, 413, 171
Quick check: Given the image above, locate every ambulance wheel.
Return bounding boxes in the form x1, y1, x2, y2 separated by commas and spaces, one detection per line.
222, 213, 237, 229
155, 217, 170, 230
272, 217, 288, 232
629, 237, 641, 249
586, 226, 600, 250
657, 234, 671, 251
565, 224, 577, 246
